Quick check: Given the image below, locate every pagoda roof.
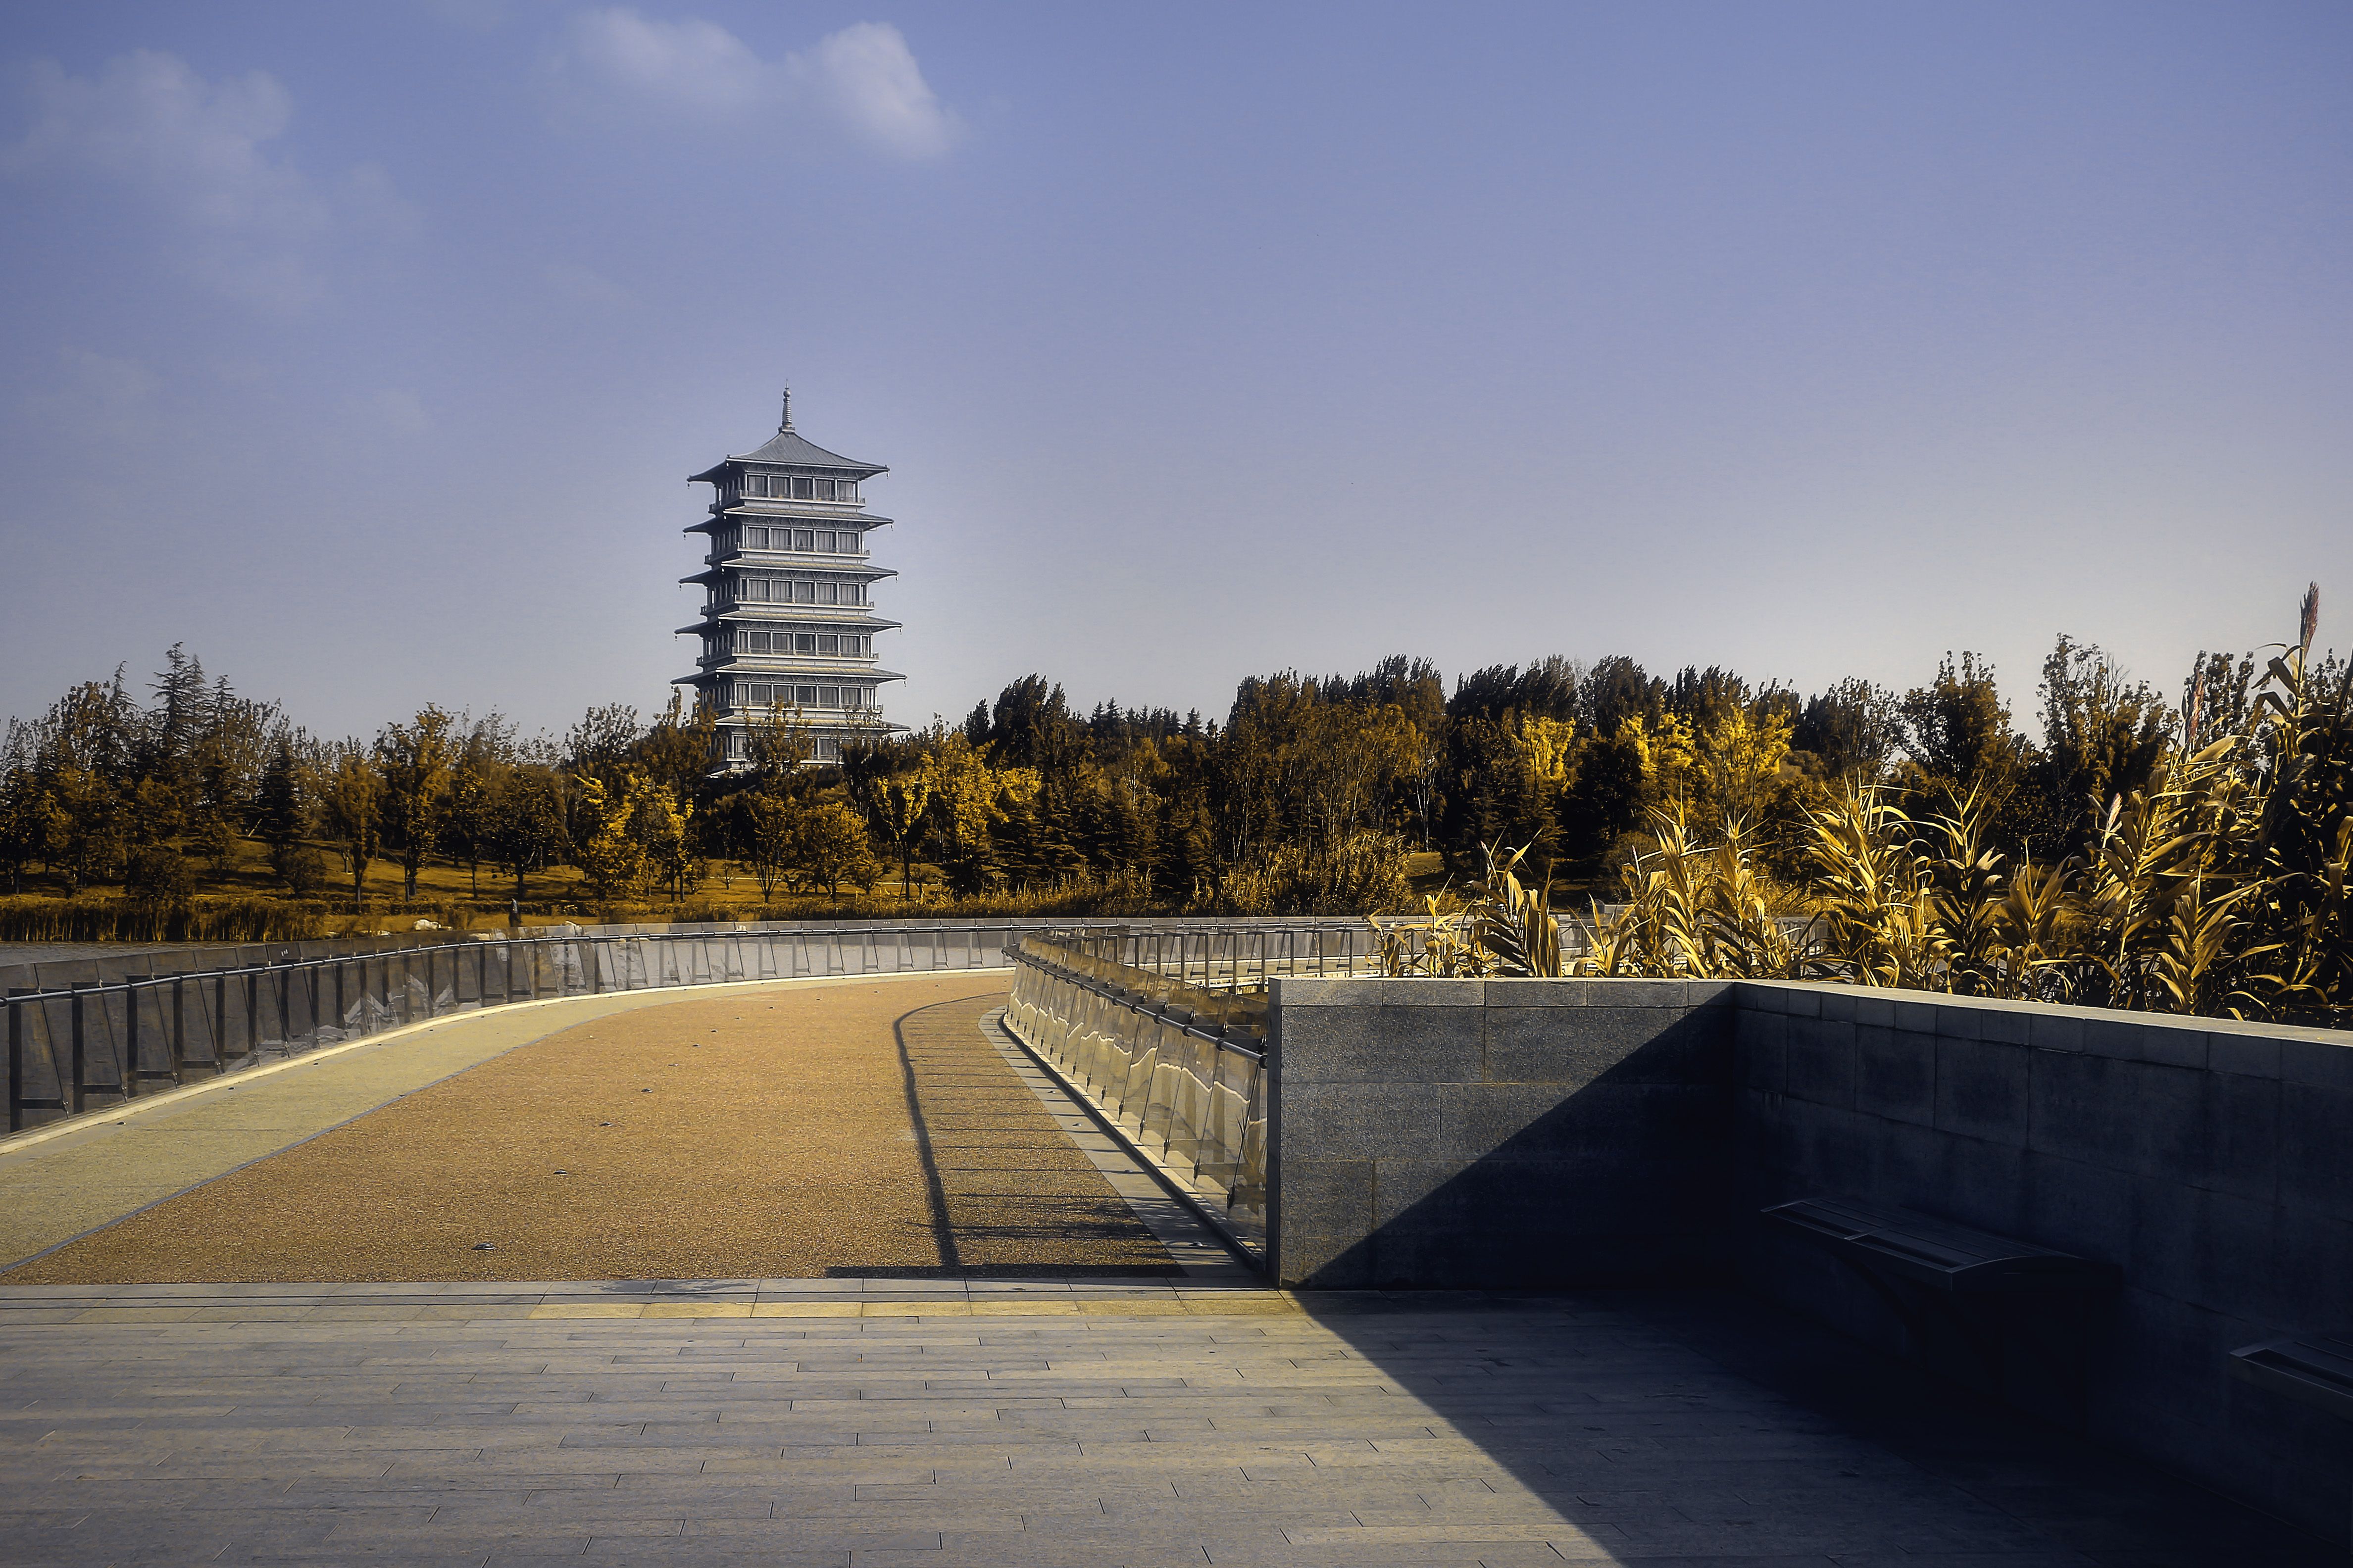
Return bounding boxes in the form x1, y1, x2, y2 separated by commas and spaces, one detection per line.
689, 422, 886, 484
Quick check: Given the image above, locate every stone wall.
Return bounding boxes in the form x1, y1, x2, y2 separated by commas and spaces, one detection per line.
1265, 977, 1736, 1289
1734, 981, 2353, 1543
1260, 974, 2353, 1541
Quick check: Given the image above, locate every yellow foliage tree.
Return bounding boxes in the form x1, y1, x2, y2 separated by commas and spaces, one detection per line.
573, 773, 648, 901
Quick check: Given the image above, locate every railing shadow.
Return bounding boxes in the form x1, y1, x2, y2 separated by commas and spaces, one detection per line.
832, 993, 1184, 1280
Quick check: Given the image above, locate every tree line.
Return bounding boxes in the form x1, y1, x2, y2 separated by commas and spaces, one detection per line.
0, 595, 2340, 928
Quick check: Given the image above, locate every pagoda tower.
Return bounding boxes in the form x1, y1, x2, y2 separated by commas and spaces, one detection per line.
677, 392, 905, 767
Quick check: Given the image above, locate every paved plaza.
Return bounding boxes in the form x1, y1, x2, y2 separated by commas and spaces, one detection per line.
0, 975, 2333, 1565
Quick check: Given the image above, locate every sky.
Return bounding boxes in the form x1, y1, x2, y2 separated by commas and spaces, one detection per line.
1, 1, 2348, 744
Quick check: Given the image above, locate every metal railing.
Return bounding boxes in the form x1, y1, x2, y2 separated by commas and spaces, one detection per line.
999, 924, 1380, 1262
1039, 922, 1389, 992
3, 923, 1034, 1136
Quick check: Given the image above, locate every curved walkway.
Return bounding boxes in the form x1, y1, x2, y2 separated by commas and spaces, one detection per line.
0, 974, 1211, 1283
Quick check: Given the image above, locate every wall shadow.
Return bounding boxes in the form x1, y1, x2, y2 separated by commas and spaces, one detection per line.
1280, 1012, 1736, 1290
1282, 1285, 2335, 1566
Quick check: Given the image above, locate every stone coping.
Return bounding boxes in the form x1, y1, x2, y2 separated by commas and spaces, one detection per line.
0, 1276, 1301, 1323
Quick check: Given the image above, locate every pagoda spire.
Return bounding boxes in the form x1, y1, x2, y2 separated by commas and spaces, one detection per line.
779, 387, 793, 432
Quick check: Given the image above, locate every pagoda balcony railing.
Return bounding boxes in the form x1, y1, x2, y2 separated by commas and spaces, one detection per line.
707, 551, 869, 566
704, 601, 873, 617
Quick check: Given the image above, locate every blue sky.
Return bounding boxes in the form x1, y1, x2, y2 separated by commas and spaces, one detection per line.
2, 2, 2348, 741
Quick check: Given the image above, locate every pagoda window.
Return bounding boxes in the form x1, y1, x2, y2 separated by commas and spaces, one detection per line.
818, 634, 838, 654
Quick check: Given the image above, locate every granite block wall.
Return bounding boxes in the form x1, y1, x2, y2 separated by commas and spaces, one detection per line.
1733, 981, 2353, 1544
1265, 976, 1737, 1289
1262, 974, 2353, 1537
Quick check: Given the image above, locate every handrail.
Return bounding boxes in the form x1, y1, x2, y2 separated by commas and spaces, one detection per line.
1007, 943, 1262, 1061
1, 923, 1035, 1136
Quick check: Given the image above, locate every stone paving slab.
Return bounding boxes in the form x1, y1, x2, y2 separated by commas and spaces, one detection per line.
0, 1283, 2330, 1567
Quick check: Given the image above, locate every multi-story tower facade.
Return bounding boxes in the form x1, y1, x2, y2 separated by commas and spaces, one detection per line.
677, 394, 904, 767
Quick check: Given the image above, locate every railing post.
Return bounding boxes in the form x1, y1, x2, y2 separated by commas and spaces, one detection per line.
121, 979, 141, 1099
588, 937, 601, 994
68, 986, 86, 1116
170, 974, 187, 1080
424, 948, 437, 1019
6, 989, 25, 1132
333, 960, 346, 1036
278, 961, 292, 1048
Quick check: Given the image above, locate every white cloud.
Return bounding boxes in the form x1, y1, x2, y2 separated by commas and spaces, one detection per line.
550, 10, 959, 158
1, 50, 412, 308
564, 8, 767, 118
795, 22, 958, 160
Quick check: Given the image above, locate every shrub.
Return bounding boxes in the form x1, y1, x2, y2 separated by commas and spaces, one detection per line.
123, 845, 195, 905
270, 840, 329, 897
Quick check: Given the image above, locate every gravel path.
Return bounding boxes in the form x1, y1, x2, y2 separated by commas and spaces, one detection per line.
2, 977, 1179, 1284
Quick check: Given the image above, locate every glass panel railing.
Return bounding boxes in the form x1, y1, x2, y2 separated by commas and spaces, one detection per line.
1000, 928, 1375, 1263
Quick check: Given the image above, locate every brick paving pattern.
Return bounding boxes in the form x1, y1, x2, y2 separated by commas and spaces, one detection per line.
0, 1282, 2328, 1567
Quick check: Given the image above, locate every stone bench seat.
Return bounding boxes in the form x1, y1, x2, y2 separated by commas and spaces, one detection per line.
1763, 1197, 2121, 1294
2231, 1331, 2353, 1422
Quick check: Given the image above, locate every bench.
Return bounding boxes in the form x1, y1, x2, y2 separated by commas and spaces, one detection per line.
2231, 1331, 2353, 1423
1763, 1197, 2120, 1293
1763, 1197, 2119, 1421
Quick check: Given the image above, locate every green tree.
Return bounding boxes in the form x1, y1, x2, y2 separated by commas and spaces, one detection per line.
489, 765, 569, 902
2028, 636, 2169, 857
795, 799, 878, 901
187, 809, 240, 879
123, 843, 194, 905
1895, 652, 2027, 808
254, 736, 307, 846
739, 791, 798, 901
443, 714, 517, 896
375, 706, 456, 901
315, 749, 383, 909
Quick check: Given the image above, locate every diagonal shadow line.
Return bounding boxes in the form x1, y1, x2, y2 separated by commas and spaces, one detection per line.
869, 992, 1182, 1281
893, 999, 966, 1273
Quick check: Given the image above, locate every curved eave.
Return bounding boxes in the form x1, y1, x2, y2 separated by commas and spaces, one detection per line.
673, 616, 905, 635
678, 565, 899, 588
688, 511, 893, 534
689, 459, 889, 485
687, 665, 909, 682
